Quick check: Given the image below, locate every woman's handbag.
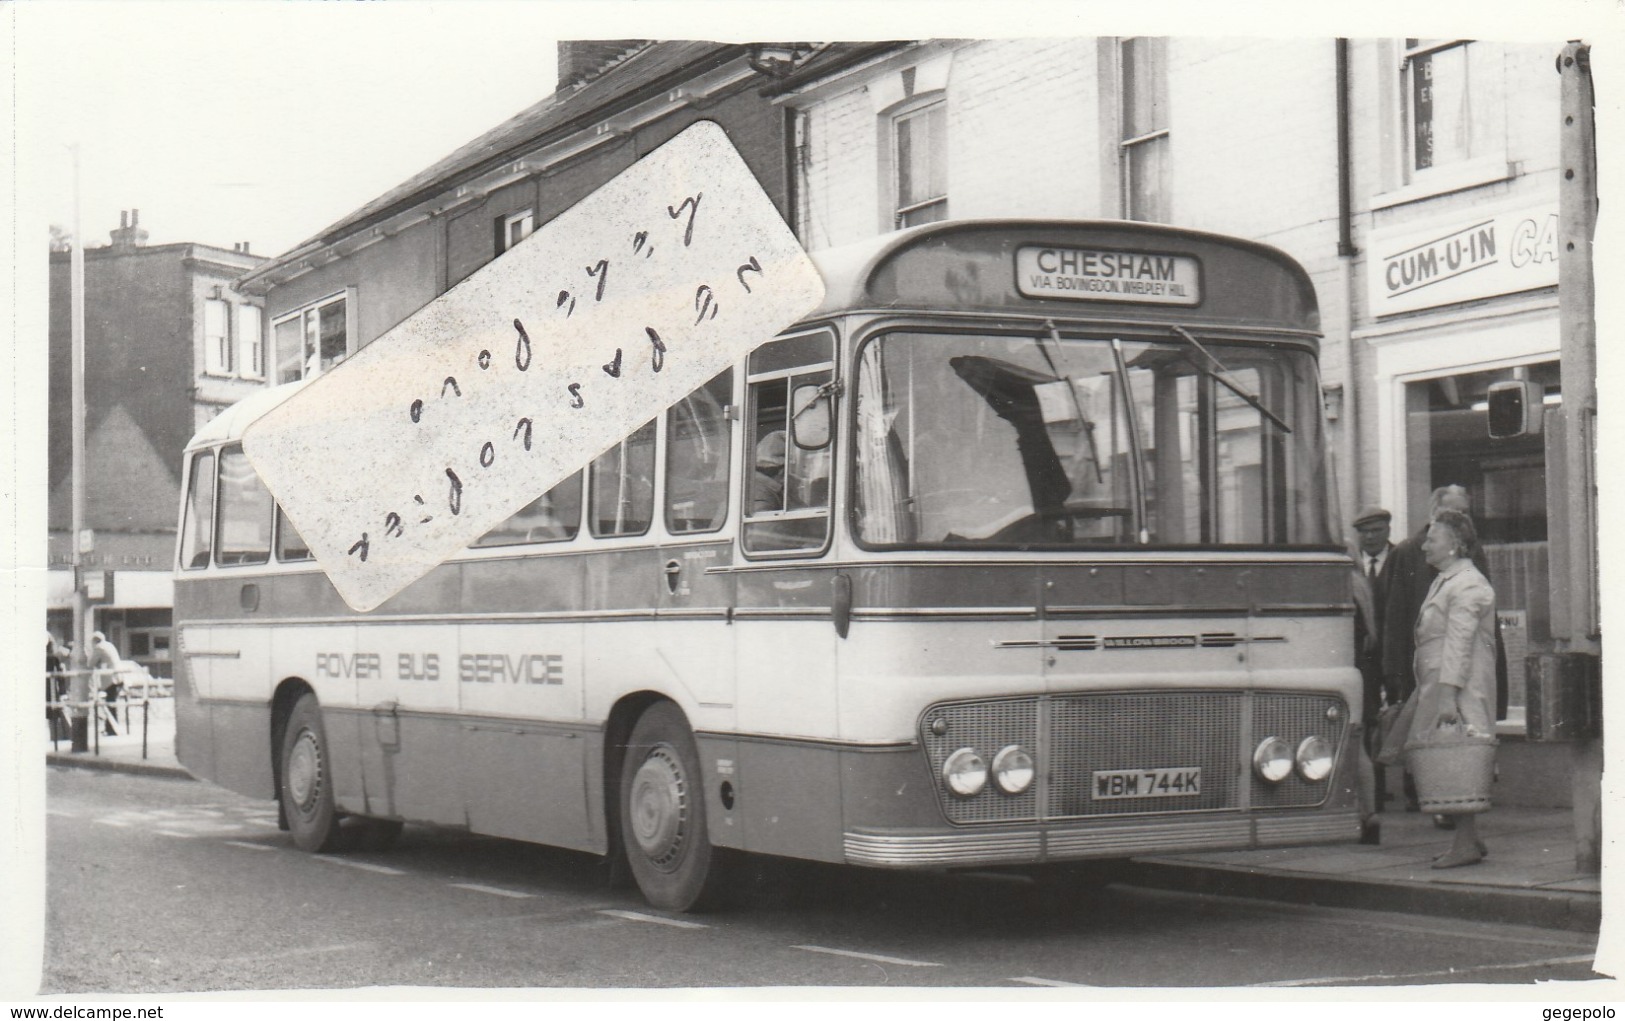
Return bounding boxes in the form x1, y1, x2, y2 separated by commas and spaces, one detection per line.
1405, 720, 1497, 814
1374, 697, 1416, 767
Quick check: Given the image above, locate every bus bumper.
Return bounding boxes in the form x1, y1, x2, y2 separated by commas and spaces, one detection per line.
843, 810, 1359, 868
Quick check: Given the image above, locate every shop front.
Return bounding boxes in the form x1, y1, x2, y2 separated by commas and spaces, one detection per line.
1362, 199, 1561, 736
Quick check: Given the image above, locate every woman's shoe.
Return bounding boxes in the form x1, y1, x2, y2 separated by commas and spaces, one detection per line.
1432, 840, 1487, 862
1431, 846, 1485, 869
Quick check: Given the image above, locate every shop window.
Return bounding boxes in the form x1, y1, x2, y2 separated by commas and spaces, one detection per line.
1402, 360, 1561, 720
891, 97, 947, 229
272, 293, 349, 384
1120, 36, 1169, 223
204, 299, 232, 375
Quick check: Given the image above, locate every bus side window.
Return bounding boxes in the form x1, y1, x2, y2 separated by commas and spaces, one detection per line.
743, 331, 835, 554
475, 470, 583, 547
276, 505, 312, 562
179, 450, 216, 570
589, 420, 656, 538
665, 369, 733, 534
215, 447, 273, 566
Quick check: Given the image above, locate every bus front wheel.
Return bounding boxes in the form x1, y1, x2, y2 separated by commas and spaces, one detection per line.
279, 693, 342, 853
619, 702, 728, 912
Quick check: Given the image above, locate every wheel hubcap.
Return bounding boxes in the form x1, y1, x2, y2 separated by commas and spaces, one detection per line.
287, 729, 322, 812
629, 746, 687, 869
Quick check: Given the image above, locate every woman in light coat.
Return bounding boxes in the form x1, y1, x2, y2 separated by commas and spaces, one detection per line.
1405, 508, 1498, 868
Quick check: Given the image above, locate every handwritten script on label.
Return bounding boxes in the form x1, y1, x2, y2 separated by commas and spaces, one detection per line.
242, 122, 824, 612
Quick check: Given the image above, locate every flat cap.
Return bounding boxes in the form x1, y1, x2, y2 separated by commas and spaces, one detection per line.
1352, 505, 1391, 528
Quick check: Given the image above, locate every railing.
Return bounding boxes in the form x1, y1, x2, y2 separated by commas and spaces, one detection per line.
45, 666, 172, 761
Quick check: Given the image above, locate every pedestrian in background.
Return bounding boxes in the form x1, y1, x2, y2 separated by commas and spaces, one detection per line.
1401, 509, 1498, 868
91, 630, 123, 736
45, 632, 68, 742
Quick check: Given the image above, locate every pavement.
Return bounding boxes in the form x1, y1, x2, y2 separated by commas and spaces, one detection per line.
46, 701, 1602, 935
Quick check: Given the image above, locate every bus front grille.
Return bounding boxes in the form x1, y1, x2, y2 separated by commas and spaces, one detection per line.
920, 691, 1346, 825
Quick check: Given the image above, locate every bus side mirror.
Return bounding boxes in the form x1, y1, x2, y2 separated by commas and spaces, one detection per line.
790, 383, 832, 450
1486, 380, 1543, 439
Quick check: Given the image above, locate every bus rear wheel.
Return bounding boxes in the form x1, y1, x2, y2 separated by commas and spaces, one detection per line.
619, 702, 728, 912
280, 692, 342, 853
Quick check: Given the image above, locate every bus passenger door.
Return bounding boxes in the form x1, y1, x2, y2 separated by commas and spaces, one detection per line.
732, 335, 842, 860
658, 368, 740, 712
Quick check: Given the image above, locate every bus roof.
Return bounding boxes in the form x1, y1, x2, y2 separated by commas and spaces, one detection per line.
804, 218, 1320, 333
185, 379, 310, 450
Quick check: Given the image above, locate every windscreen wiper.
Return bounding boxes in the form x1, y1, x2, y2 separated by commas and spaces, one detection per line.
1170, 325, 1292, 434
1038, 320, 1104, 484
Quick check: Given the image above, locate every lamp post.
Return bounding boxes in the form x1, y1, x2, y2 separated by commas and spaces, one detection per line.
68, 142, 90, 752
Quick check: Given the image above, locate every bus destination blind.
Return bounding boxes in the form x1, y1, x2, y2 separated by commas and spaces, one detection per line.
242, 121, 825, 612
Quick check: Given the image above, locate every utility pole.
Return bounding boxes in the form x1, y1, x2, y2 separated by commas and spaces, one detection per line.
1553, 42, 1600, 872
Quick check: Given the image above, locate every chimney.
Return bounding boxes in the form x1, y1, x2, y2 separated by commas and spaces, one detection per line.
109, 208, 149, 251
557, 40, 647, 90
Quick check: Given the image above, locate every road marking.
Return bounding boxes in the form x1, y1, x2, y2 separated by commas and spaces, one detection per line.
223, 840, 275, 853
1011, 976, 1088, 987
792, 945, 942, 968
95, 819, 131, 828
450, 882, 534, 899
1127, 884, 1599, 951
325, 859, 407, 876
597, 909, 709, 930
1255, 953, 1597, 987
243, 819, 280, 829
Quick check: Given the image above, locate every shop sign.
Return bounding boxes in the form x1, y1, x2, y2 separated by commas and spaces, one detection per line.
1368, 203, 1559, 316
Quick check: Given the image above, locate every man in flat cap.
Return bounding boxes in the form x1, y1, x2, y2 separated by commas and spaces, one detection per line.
1351, 505, 1394, 812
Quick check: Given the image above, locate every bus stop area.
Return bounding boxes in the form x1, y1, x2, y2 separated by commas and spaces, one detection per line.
46, 709, 1601, 934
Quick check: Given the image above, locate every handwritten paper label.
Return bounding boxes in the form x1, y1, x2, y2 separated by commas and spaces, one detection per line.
242, 121, 825, 612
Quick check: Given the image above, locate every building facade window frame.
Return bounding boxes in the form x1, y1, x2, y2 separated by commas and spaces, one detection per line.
887, 93, 948, 230
203, 297, 233, 376
1376, 38, 1512, 208
271, 290, 351, 385
1118, 35, 1170, 223
497, 209, 536, 253
237, 304, 264, 380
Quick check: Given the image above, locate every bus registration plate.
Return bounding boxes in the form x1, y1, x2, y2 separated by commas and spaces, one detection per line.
1092, 768, 1202, 799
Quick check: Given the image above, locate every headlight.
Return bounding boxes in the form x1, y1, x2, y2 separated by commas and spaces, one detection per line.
1252, 736, 1293, 783
991, 745, 1035, 795
942, 747, 988, 797
1296, 735, 1334, 782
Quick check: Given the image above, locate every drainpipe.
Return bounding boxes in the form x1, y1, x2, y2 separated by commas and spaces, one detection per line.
1334, 39, 1360, 527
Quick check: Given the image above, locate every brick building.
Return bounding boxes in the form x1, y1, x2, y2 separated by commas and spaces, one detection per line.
47, 211, 268, 675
